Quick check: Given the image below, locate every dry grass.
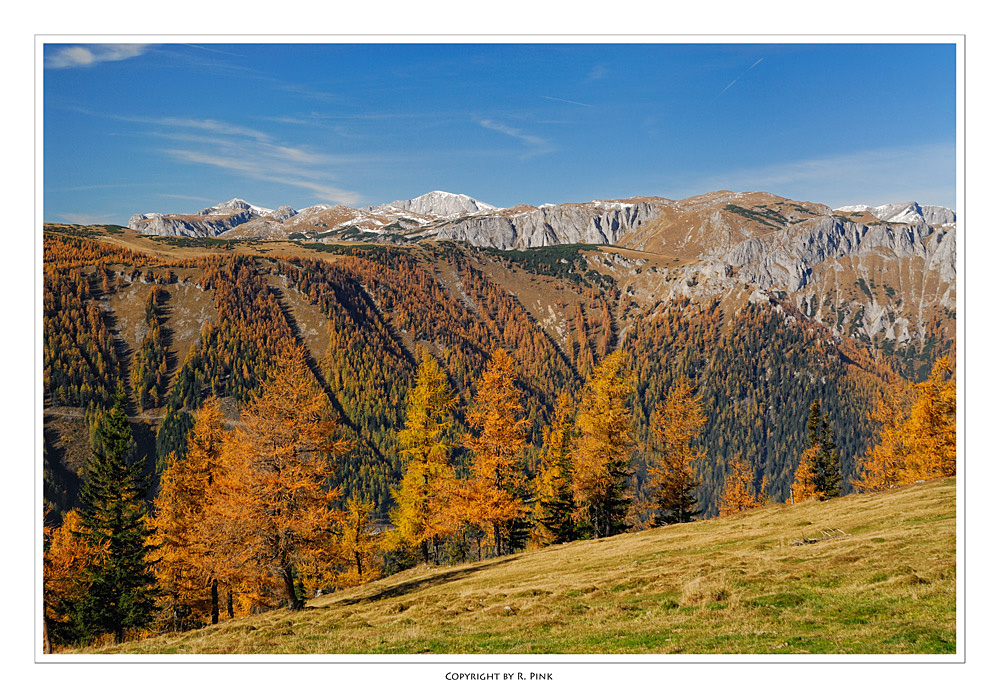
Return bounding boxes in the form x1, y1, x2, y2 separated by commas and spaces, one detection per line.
79, 477, 956, 655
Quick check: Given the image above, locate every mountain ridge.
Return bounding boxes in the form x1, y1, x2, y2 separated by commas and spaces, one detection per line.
126, 190, 956, 245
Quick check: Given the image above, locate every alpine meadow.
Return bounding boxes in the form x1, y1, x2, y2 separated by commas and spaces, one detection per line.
40, 41, 958, 655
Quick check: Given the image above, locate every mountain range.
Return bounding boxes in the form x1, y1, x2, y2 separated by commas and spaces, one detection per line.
44, 187, 957, 519
125, 189, 956, 358
127, 189, 954, 251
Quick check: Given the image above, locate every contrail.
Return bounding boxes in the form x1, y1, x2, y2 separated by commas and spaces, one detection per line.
542, 95, 595, 108
183, 44, 246, 57
715, 57, 764, 99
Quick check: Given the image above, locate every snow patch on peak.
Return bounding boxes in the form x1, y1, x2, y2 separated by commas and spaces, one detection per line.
367, 191, 497, 217
835, 202, 956, 225
197, 198, 274, 217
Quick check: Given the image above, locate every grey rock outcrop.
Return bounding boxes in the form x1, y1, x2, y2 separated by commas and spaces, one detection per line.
128, 210, 258, 237
724, 216, 956, 292
129, 198, 280, 237
431, 200, 664, 250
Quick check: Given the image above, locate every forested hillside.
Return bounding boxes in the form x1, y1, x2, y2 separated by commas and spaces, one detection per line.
42, 226, 950, 520
41, 223, 956, 650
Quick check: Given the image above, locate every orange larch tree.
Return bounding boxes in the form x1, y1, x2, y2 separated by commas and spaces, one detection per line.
150, 395, 225, 628
572, 350, 636, 538
464, 348, 530, 557
43, 509, 106, 650
790, 445, 823, 504
389, 351, 459, 564
854, 357, 956, 492
532, 392, 579, 547
648, 375, 706, 525
717, 454, 762, 517
333, 495, 383, 588
202, 344, 348, 610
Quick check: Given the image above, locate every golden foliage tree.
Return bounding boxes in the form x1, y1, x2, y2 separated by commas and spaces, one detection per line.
43, 510, 106, 650
717, 455, 762, 517
390, 351, 458, 564
464, 348, 530, 557
334, 496, 383, 588
906, 357, 957, 478
572, 350, 636, 538
648, 376, 706, 524
150, 396, 225, 628
203, 345, 348, 610
854, 357, 957, 492
790, 445, 823, 503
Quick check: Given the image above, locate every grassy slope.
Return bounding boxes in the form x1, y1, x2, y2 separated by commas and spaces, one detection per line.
95, 477, 956, 656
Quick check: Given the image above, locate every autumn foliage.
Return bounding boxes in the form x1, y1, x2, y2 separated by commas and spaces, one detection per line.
648, 376, 706, 525
150, 396, 226, 629
572, 351, 636, 538
389, 352, 459, 563
717, 455, 763, 517
532, 392, 579, 546
463, 348, 531, 556
204, 344, 348, 609
854, 357, 956, 492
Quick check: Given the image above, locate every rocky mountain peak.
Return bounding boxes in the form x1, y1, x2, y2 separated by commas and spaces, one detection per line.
835, 202, 956, 226
196, 198, 274, 217
367, 191, 497, 217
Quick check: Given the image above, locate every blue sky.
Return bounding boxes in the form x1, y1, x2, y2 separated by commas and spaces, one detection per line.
43, 42, 957, 224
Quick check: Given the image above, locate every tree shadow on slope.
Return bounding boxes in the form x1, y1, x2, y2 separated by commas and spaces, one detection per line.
326, 555, 524, 607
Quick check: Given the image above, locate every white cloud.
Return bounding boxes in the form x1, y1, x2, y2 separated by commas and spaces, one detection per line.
478, 119, 554, 157
46, 44, 150, 69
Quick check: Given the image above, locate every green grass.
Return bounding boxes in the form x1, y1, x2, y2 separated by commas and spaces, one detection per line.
81, 478, 956, 655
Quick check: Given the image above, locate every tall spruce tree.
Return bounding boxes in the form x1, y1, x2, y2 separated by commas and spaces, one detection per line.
805, 400, 842, 499
532, 392, 579, 546
75, 388, 158, 643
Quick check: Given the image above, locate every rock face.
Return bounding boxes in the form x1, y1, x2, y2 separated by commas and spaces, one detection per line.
723, 217, 957, 292
128, 198, 283, 237
430, 199, 666, 249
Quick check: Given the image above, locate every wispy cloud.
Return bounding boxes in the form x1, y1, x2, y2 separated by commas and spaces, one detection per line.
163, 148, 360, 203
160, 193, 219, 203
686, 143, 956, 208
46, 44, 150, 69
542, 96, 594, 108
57, 212, 122, 224
79, 109, 364, 204
478, 119, 554, 157
587, 64, 609, 82
715, 57, 764, 99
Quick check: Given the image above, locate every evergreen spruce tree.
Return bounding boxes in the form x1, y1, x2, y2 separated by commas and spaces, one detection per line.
818, 418, 842, 497
75, 388, 158, 643
804, 400, 842, 500
533, 393, 579, 546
